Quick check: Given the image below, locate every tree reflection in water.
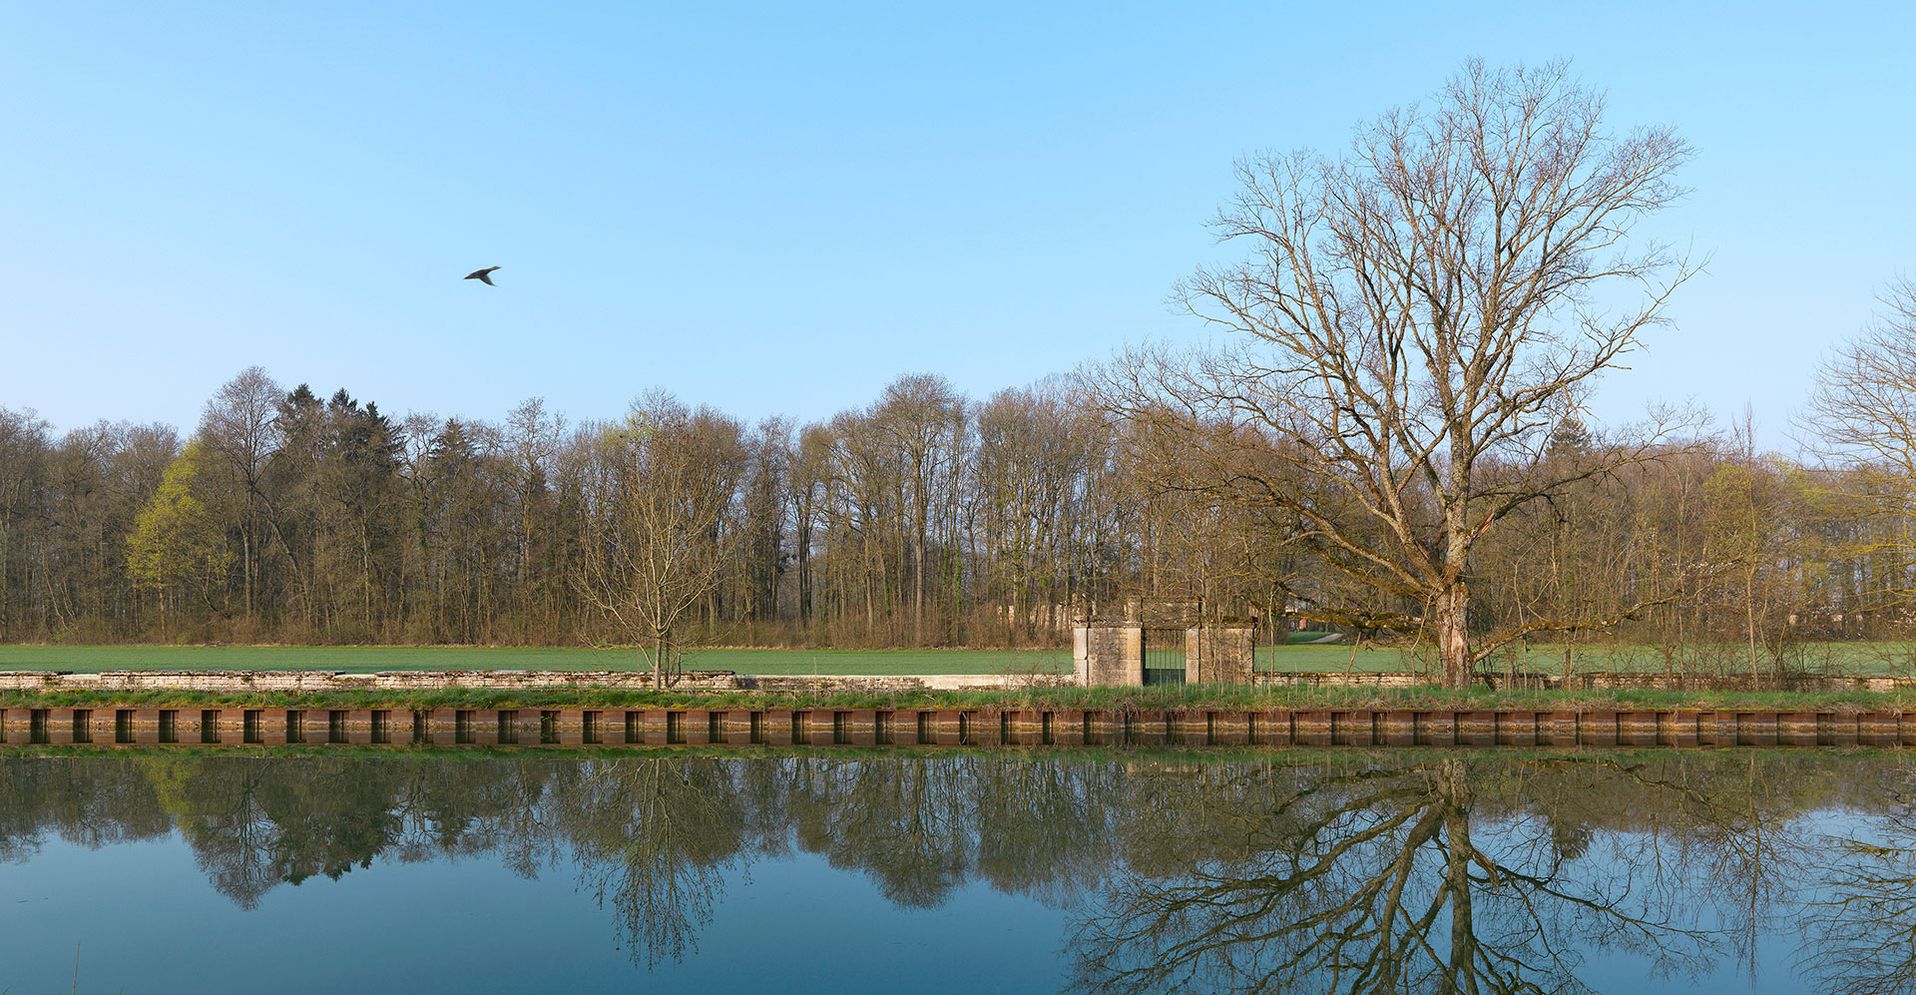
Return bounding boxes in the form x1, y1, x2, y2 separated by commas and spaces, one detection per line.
0, 752, 1911, 990
1072, 757, 1724, 993
1801, 800, 1916, 995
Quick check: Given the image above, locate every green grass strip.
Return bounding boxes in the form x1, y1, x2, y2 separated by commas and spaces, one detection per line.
3, 683, 1910, 713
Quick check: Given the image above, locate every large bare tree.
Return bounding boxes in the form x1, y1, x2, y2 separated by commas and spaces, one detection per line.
1105, 60, 1695, 686
1803, 278, 1916, 615
577, 392, 745, 688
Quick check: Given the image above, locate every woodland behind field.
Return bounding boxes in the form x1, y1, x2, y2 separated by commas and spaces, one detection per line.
0, 364, 1908, 672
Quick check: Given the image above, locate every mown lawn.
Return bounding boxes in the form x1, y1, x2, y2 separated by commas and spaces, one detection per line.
1259, 641, 1916, 676
0, 645, 1075, 676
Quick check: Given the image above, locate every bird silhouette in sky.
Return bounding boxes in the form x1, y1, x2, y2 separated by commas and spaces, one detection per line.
464, 266, 501, 286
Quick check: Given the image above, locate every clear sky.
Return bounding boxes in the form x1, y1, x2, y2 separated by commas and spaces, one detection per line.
2, 2, 1910, 447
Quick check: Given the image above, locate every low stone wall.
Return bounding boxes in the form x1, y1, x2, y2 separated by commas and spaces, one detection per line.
1252, 671, 1910, 693
0, 669, 739, 692
1, 668, 1904, 696
0, 670, 1061, 694
2, 704, 1910, 750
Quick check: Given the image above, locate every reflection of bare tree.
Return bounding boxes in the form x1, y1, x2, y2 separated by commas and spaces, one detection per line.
1799, 779, 1916, 995
1070, 758, 1716, 994
160, 756, 415, 907
974, 756, 1120, 907
0, 757, 169, 861
179, 763, 279, 908
557, 758, 750, 967
1509, 753, 1823, 980
1678, 755, 1817, 978
790, 755, 974, 907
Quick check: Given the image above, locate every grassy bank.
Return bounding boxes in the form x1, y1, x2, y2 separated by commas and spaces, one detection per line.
3, 640, 1914, 676
4, 683, 1911, 714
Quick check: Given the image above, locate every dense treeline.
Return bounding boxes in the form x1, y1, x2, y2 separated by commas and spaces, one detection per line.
0, 368, 1257, 648
0, 363, 1911, 664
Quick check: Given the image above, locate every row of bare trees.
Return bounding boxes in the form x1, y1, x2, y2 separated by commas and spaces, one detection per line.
0, 359, 1912, 662
0, 366, 1276, 650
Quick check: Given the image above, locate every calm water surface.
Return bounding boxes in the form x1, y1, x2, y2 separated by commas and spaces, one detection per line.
0, 751, 1910, 993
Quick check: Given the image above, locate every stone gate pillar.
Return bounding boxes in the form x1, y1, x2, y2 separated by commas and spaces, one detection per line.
1074, 622, 1143, 686
1185, 623, 1256, 684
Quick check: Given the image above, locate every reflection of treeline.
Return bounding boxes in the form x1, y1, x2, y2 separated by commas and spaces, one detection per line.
0, 753, 1897, 897
5, 753, 1916, 987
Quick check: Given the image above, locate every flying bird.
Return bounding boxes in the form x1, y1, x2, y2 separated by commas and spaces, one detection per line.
464, 266, 501, 286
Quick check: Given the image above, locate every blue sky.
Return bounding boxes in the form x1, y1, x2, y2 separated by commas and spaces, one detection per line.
2, 2, 1910, 446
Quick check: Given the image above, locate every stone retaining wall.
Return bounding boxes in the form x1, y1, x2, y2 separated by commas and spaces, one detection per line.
1252, 671, 1910, 692
0, 668, 1905, 695
0, 670, 1059, 694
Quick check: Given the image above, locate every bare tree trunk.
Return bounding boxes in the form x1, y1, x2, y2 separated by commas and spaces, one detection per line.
1436, 584, 1471, 688
1438, 495, 1475, 688
1749, 418, 1764, 684
913, 530, 925, 645
242, 529, 252, 618
1439, 760, 1477, 987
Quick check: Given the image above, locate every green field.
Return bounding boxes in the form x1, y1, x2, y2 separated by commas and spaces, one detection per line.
0, 641, 1911, 676
1257, 641, 1916, 677
0, 645, 1076, 676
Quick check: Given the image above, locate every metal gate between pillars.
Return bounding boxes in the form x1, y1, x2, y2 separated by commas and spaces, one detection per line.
1142, 628, 1187, 686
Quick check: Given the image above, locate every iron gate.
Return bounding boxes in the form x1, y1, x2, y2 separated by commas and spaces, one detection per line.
1142, 628, 1187, 685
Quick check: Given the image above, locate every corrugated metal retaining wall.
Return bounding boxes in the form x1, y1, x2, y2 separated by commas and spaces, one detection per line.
0, 707, 1910, 749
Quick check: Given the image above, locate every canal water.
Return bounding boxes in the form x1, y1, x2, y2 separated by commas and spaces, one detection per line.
0, 751, 1909, 992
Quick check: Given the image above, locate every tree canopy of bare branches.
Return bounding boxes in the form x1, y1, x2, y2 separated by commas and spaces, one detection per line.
576, 392, 746, 688
1101, 59, 1696, 686
1802, 278, 1916, 615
